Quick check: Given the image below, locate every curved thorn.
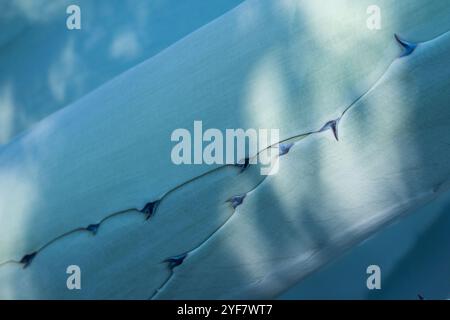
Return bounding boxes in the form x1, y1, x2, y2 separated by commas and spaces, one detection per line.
20, 252, 37, 269
141, 200, 160, 220
320, 119, 339, 141
164, 253, 187, 270
227, 194, 246, 209
394, 34, 417, 57
236, 157, 250, 172
279, 143, 294, 156
86, 223, 100, 235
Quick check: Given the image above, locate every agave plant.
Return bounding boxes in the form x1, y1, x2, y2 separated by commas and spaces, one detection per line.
0, 0, 449, 299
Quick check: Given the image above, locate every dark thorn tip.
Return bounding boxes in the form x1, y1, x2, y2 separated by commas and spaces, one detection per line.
236, 157, 250, 172
228, 194, 246, 209
20, 252, 37, 268
164, 253, 188, 270
394, 34, 417, 57
141, 200, 160, 220
321, 119, 339, 141
86, 223, 100, 235
279, 143, 294, 156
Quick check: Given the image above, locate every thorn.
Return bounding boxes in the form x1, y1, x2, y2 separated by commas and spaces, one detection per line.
227, 194, 246, 209
279, 143, 294, 156
20, 252, 37, 268
394, 34, 417, 57
141, 200, 160, 220
236, 157, 250, 172
164, 253, 187, 270
320, 119, 339, 141
86, 223, 100, 235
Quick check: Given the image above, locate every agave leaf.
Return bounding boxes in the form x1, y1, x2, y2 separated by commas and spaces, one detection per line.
154, 30, 450, 299
0, 0, 449, 299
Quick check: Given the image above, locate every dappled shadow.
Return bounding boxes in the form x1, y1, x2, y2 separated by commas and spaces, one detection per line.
279, 190, 450, 299
1, 0, 450, 299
